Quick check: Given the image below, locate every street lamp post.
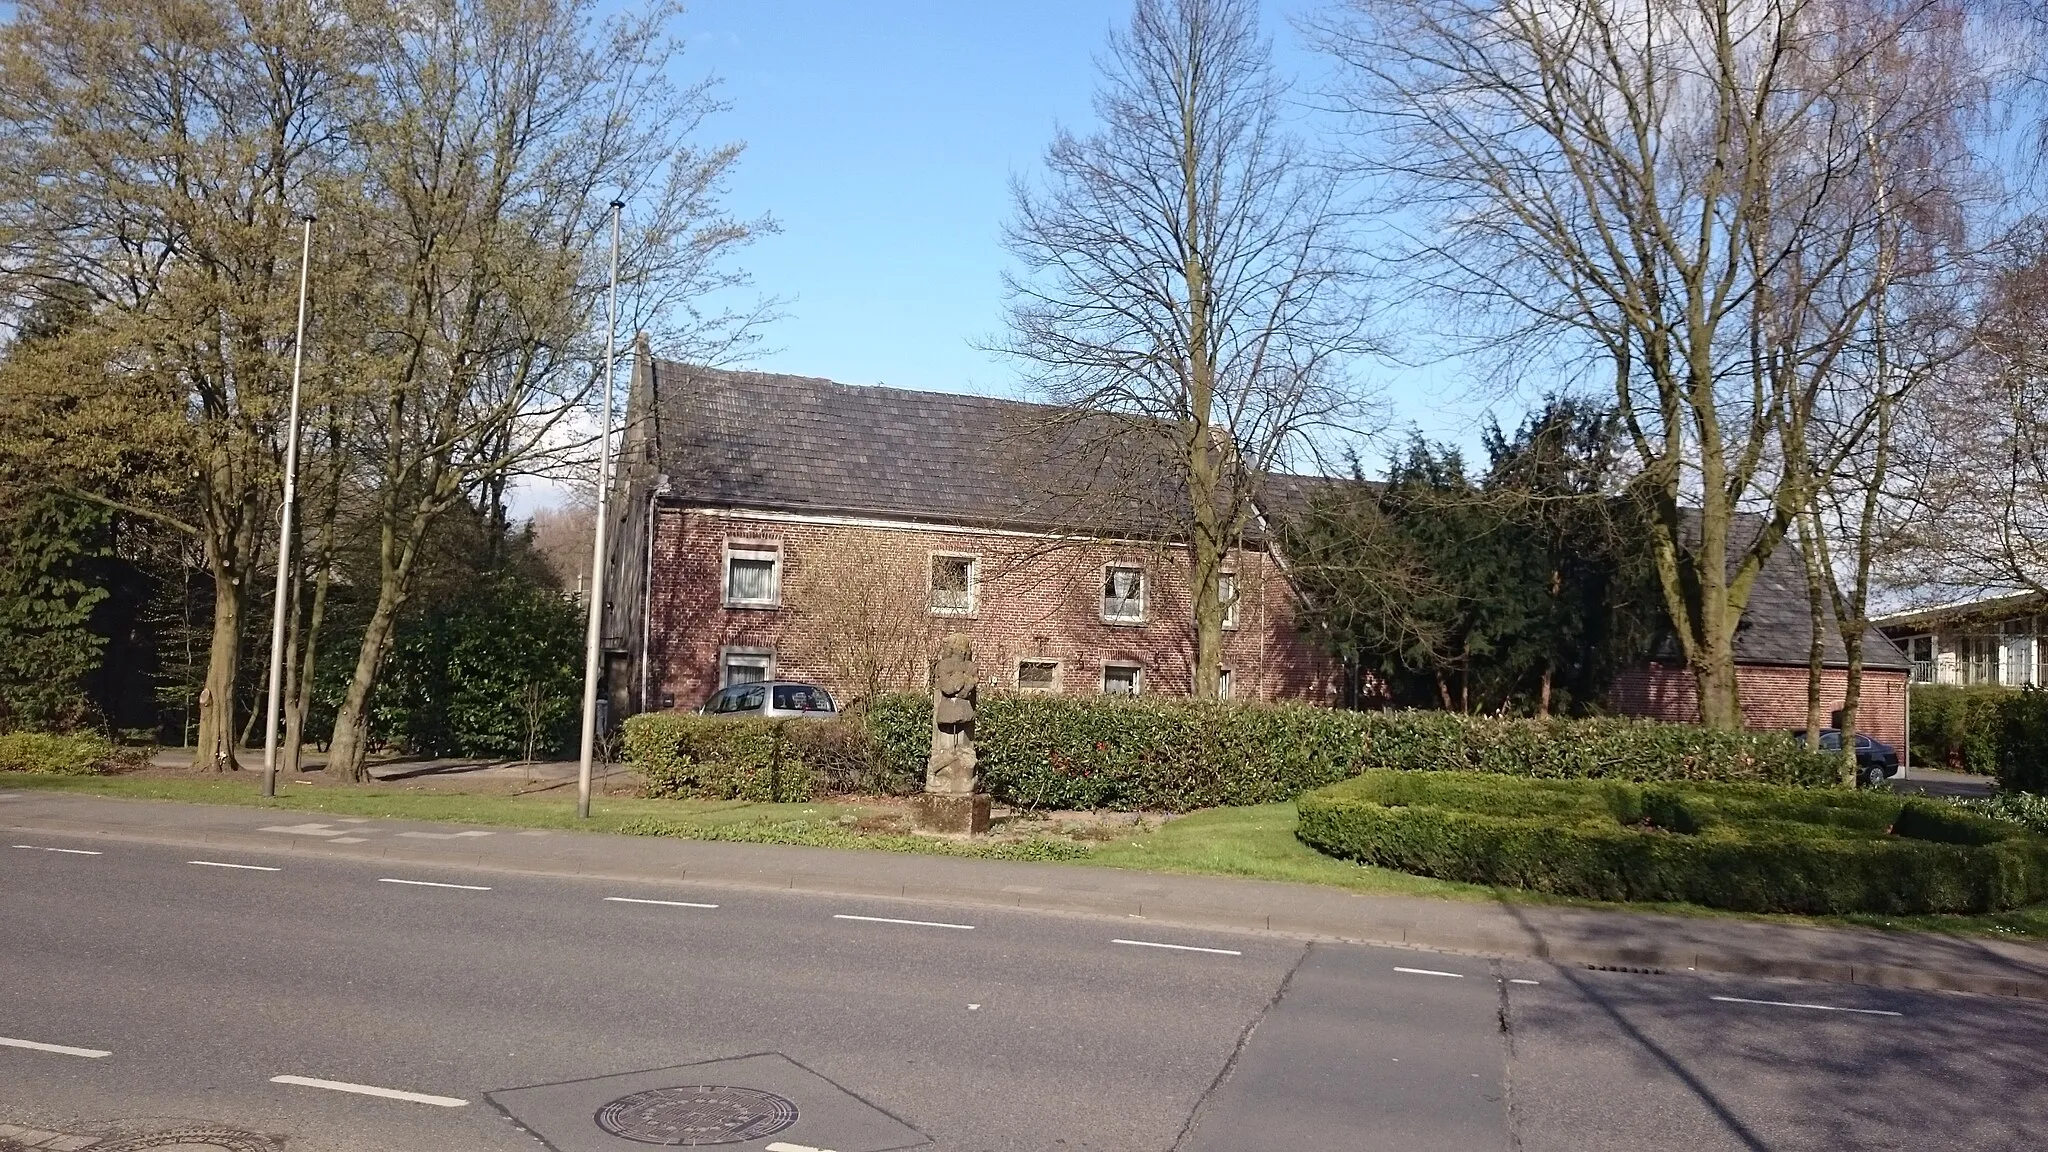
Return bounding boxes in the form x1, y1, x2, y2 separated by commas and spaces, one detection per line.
261, 215, 315, 800
575, 200, 625, 819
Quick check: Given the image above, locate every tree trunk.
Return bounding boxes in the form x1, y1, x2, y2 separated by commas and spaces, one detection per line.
326, 583, 403, 782
192, 575, 243, 772
1690, 636, 1743, 731
1840, 631, 1866, 786
1796, 513, 1828, 750
1536, 666, 1553, 720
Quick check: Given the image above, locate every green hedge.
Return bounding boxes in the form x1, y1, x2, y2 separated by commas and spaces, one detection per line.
0, 730, 115, 775
1297, 770, 2048, 914
862, 694, 1840, 812
1910, 684, 2013, 775
621, 713, 924, 803
1997, 687, 2048, 794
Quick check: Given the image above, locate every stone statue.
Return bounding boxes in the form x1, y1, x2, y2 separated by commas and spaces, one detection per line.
918, 632, 990, 833
927, 632, 979, 795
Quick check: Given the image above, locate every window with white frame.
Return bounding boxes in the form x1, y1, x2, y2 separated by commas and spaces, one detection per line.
1218, 667, 1234, 699
719, 647, 774, 688
724, 540, 781, 607
1102, 662, 1141, 696
1962, 635, 2000, 685
1102, 564, 1145, 623
930, 553, 978, 614
1906, 636, 1934, 683
1218, 571, 1240, 629
1016, 659, 1059, 693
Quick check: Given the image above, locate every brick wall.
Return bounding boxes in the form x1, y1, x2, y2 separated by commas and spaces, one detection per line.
641, 506, 1340, 711
1610, 663, 1908, 751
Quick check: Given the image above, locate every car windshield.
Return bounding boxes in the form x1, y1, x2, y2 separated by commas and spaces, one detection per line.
773, 684, 834, 712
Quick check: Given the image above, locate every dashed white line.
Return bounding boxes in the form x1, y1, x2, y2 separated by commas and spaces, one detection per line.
10, 845, 100, 855
1394, 966, 1466, 978
0, 1035, 111, 1059
376, 878, 491, 891
1509, 978, 1541, 985
766, 1143, 839, 1152
187, 860, 281, 872
1710, 995, 1902, 1017
1112, 938, 1242, 956
833, 913, 975, 930
605, 896, 720, 909
270, 1075, 467, 1107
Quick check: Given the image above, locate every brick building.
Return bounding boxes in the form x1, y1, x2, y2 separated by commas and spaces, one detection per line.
599, 348, 1341, 716
1607, 522, 1912, 751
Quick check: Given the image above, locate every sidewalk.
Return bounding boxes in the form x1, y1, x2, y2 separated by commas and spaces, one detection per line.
6, 788, 2047, 1002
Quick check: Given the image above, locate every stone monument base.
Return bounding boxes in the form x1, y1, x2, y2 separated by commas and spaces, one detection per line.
914, 793, 992, 835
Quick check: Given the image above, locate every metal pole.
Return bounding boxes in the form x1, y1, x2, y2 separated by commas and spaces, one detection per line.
262, 216, 315, 800
575, 201, 624, 819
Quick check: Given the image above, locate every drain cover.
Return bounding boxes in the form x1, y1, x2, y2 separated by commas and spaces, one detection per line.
90, 1132, 278, 1152
594, 1085, 800, 1145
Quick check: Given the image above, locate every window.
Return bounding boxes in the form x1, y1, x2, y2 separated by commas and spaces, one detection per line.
1217, 668, 1233, 699
1218, 572, 1240, 630
715, 683, 767, 714
1907, 636, 1934, 683
772, 683, 835, 713
1961, 636, 2000, 685
724, 540, 780, 607
1017, 659, 1059, 693
1102, 662, 1142, 696
720, 647, 773, 689
930, 554, 978, 614
1102, 565, 1146, 623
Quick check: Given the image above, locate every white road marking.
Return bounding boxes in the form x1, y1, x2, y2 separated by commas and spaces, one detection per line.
1710, 995, 1902, 1017
0, 1036, 111, 1058
605, 896, 720, 909
331, 837, 367, 844
396, 830, 494, 840
1394, 966, 1466, 978
337, 818, 372, 823
270, 1075, 467, 1107
833, 913, 975, 930
377, 878, 491, 891
766, 1143, 839, 1152
260, 823, 348, 837
187, 860, 281, 872
1112, 938, 1242, 956
1509, 978, 1541, 985
10, 845, 100, 855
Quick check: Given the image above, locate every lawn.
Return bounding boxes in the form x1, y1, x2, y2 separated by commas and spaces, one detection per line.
8, 769, 2048, 939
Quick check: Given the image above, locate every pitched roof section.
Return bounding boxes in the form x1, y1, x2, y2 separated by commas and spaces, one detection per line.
646, 360, 1206, 538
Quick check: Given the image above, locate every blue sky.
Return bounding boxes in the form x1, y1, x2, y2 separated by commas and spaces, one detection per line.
669, 0, 1495, 471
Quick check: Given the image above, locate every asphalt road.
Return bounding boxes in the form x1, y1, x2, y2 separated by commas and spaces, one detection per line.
4, 830, 2044, 1152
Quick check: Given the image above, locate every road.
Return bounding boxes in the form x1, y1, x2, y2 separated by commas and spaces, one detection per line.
4, 829, 2044, 1152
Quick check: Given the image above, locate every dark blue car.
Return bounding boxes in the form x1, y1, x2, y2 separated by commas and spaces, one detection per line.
1792, 729, 1900, 788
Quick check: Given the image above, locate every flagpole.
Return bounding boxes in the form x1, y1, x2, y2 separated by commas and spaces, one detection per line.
262, 215, 315, 800
576, 200, 624, 819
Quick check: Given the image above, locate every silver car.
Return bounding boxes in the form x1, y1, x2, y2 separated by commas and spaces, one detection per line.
697, 680, 838, 719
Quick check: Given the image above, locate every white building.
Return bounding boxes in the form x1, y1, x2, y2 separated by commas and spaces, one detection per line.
1876, 592, 2045, 688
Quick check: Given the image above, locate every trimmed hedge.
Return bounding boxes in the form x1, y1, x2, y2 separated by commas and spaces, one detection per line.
1297, 770, 2048, 914
622, 714, 826, 803
0, 730, 115, 775
1997, 686, 2048, 795
1910, 684, 2013, 775
863, 694, 1840, 812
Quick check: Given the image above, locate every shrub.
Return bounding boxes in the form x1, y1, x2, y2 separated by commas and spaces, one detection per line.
1297, 770, 2048, 914
862, 693, 1839, 812
0, 730, 115, 775
1955, 791, 2048, 837
1995, 686, 2048, 795
621, 712, 822, 802
1909, 684, 2013, 775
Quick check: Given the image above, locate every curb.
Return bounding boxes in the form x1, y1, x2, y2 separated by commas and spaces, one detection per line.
10, 815, 2048, 1004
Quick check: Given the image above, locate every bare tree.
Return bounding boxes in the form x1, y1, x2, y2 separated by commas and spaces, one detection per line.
321, 0, 766, 780
1000, 0, 1376, 700
784, 534, 938, 707
1314, 0, 1983, 727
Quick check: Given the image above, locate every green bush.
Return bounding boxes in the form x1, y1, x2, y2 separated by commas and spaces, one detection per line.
1956, 791, 2048, 836
621, 712, 827, 802
1909, 684, 2014, 775
1995, 686, 2048, 794
0, 730, 115, 775
863, 693, 1839, 812
1297, 770, 2048, 915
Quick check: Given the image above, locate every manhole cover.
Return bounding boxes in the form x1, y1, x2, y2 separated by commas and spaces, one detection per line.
90, 1132, 277, 1152
594, 1086, 800, 1145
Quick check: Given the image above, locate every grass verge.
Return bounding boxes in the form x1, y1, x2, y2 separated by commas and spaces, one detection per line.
8, 771, 2047, 939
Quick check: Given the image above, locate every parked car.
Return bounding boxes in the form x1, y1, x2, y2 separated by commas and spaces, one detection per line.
1791, 729, 1900, 788
696, 680, 838, 719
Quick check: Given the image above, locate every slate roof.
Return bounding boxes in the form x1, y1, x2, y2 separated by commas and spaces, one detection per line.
645, 360, 1228, 538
